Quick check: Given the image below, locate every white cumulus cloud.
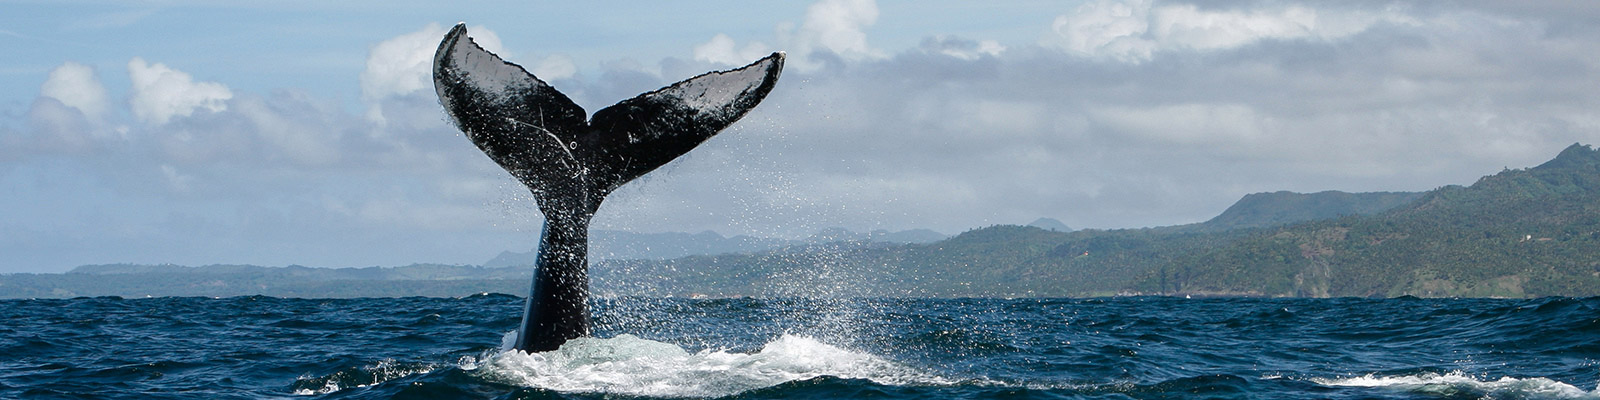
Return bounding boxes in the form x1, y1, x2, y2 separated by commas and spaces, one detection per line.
698, 0, 883, 70
796, 0, 881, 59
128, 57, 233, 125
40, 61, 109, 120
360, 23, 503, 103
693, 33, 773, 66
360, 23, 572, 124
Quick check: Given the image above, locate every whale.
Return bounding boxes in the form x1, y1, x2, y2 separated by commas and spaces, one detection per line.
432, 23, 784, 352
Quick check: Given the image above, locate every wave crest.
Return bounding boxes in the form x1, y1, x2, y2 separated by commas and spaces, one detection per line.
1315, 372, 1599, 399
467, 334, 952, 397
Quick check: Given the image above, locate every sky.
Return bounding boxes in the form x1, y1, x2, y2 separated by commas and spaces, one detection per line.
2, 0, 1598, 273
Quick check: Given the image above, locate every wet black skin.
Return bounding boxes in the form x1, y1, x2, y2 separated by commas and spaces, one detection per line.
432, 23, 784, 352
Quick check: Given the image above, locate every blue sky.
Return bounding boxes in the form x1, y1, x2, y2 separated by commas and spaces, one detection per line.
3, 0, 1599, 273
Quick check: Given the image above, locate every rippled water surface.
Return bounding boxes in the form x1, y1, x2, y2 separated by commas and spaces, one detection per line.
3, 295, 1598, 399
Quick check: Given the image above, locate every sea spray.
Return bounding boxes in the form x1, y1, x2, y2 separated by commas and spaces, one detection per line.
466, 334, 953, 397
1315, 372, 1600, 399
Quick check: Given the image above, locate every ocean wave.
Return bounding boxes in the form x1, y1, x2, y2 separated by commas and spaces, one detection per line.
290, 359, 438, 396
466, 334, 956, 397
1315, 371, 1600, 399
8, 296, 1600, 399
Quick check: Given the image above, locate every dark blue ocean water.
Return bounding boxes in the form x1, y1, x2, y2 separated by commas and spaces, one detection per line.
2, 295, 1597, 399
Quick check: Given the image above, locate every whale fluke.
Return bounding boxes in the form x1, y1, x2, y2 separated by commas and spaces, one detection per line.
432, 23, 784, 352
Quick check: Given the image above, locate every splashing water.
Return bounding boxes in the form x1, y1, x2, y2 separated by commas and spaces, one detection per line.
291, 359, 438, 395
1315, 372, 1600, 399
467, 334, 953, 397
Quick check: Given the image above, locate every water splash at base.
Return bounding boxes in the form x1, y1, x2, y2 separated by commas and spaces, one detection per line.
468, 334, 953, 397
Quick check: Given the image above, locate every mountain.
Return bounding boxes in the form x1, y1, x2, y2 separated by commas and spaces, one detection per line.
804, 227, 949, 244
1197, 190, 1423, 231
485, 230, 790, 267
1130, 143, 1600, 297
487, 228, 948, 267
592, 144, 1600, 299
9, 144, 1598, 299
1, 263, 530, 298
1027, 218, 1073, 232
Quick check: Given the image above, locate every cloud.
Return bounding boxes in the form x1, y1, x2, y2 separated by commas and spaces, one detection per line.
1044, 0, 1413, 63
693, 34, 773, 66
657, 1, 1600, 232
918, 36, 1006, 60
360, 23, 502, 104
6, 2, 1600, 272
695, 0, 883, 70
231, 93, 343, 166
1046, 0, 1156, 62
1090, 103, 1272, 146
40, 62, 109, 120
795, 0, 882, 59
128, 57, 233, 125
21, 62, 123, 157
360, 23, 575, 124
529, 54, 577, 83
26, 97, 98, 154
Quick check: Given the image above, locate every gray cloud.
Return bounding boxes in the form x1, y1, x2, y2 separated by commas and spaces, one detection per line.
2, 0, 1598, 272
641, 0, 1600, 233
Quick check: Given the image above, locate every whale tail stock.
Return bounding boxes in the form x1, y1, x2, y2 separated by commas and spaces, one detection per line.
432, 23, 784, 352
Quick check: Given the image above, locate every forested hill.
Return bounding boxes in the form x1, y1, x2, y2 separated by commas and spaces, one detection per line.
597, 144, 1600, 298
1196, 190, 1424, 232
1131, 143, 1600, 297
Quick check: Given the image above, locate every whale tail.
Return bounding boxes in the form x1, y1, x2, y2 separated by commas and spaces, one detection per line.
432, 23, 783, 352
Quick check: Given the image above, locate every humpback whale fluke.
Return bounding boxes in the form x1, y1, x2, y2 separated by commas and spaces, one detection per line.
432, 23, 784, 352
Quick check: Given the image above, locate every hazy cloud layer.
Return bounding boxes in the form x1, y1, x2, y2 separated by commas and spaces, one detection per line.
1044, 0, 1413, 63
2, 0, 1598, 272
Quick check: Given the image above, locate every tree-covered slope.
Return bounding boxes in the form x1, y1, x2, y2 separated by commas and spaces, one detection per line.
1132, 144, 1600, 297
1197, 190, 1424, 232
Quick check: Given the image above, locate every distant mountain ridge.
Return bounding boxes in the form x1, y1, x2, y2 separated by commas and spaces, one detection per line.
1027, 218, 1072, 232
485, 227, 950, 267
484, 230, 788, 267
586, 144, 1600, 298
1199, 190, 1424, 231
6, 144, 1597, 299
1138, 143, 1600, 297
7, 263, 529, 298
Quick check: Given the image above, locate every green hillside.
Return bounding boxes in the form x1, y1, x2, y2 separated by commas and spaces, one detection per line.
600, 144, 1600, 299
1133, 144, 1600, 298
1197, 190, 1423, 232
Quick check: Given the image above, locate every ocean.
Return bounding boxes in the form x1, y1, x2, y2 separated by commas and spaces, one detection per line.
2, 295, 1597, 399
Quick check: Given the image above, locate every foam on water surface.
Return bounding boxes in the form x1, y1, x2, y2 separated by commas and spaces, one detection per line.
290, 359, 438, 396
1315, 371, 1600, 399
467, 333, 954, 397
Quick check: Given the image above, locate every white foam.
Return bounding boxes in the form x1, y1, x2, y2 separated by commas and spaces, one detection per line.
465, 334, 954, 397
1315, 372, 1600, 399
292, 359, 437, 396
499, 330, 517, 351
